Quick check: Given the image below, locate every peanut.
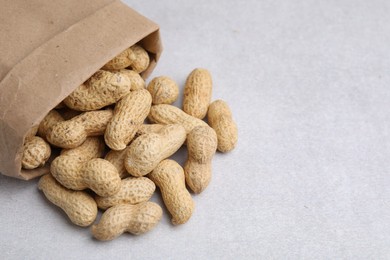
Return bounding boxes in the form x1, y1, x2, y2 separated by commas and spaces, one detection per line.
63, 70, 131, 111
22, 125, 41, 169
104, 124, 165, 179
22, 136, 51, 170
147, 76, 179, 105
55, 137, 119, 197
148, 104, 208, 133
37, 110, 64, 138
183, 68, 212, 119
102, 47, 136, 70
95, 177, 155, 210
91, 202, 162, 241
207, 100, 238, 152
104, 89, 152, 151
38, 174, 97, 227
46, 109, 113, 149
148, 159, 194, 225
118, 69, 145, 90
125, 124, 186, 177
51, 156, 121, 197
129, 45, 150, 73
184, 126, 217, 193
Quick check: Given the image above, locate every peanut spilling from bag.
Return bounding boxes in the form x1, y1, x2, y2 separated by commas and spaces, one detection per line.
149, 159, 195, 225
104, 89, 152, 151
184, 126, 218, 193
124, 124, 186, 177
91, 202, 162, 241
147, 76, 179, 105
208, 100, 238, 152
183, 68, 212, 119
38, 174, 98, 227
28, 42, 238, 241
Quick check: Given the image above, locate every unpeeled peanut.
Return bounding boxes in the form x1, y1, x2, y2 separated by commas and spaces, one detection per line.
129, 45, 150, 73
46, 109, 113, 149
38, 174, 97, 227
184, 126, 217, 193
21, 136, 51, 170
95, 177, 155, 210
183, 68, 212, 119
104, 124, 165, 179
51, 156, 121, 197
104, 89, 152, 150
91, 202, 162, 241
147, 76, 179, 105
54, 137, 118, 197
22, 127, 49, 170
125, 124, 186, 177
63, 70, 131, 111
102, 47, 136, 70
148, 104, 208, 133
148, 159, 194, 225
207, 100, 238, 152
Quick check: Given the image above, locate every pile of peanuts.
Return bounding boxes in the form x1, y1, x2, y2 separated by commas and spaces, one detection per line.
22, 43, 238, 241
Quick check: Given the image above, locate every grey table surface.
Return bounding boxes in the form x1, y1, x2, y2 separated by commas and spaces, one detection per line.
1, 0, 390, 259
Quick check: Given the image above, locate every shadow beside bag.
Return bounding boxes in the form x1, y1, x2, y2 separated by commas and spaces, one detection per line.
0, 0, 163, 180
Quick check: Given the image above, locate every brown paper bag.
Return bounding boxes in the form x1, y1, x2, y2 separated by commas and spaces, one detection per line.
0, 0, 163, 180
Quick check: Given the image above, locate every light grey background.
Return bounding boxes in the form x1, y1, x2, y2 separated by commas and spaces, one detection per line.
1, 0, 390, 259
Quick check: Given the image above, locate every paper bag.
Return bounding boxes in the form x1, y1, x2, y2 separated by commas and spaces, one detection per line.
0, 0, 163, 180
